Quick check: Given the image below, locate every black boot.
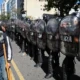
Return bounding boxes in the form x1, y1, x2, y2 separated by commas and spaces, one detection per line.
27, 42, 31, 56
53, 52, 59, 68
21, 39, 26, 56
34, 48, 42, 67
45, 52, 53, 79
62, 56, 75, 80
30, 44, 34, 60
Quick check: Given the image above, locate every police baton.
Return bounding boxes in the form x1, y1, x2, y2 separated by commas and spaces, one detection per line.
3, 43, 12, 80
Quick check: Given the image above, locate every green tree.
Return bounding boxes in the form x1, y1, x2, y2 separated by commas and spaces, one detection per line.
6, 12, 10, 20
44, 0, 79, 16
0, 12, 10, 20
0, 14, 6, 20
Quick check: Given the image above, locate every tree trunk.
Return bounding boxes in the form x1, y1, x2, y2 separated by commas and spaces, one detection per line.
60, 7, 64, 17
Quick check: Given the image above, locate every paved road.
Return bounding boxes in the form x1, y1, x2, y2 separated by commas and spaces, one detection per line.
11, 41, 54, 80
11, 41, 80, 80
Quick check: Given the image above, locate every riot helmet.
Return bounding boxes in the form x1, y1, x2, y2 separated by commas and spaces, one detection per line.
43, 14, 57, 23
35, 19, 46, 33
46, 19, 60, 51
46, 19, 59, 35
14, 19, 27, 38
60, 13, 80, 36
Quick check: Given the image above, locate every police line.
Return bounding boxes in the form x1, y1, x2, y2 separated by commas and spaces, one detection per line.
5, 12, 80, 80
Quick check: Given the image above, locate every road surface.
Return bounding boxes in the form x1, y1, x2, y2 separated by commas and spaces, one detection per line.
10, 41, 80, 80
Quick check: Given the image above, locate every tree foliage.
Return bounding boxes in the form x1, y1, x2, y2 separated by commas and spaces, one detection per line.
44, 0, 79, 16
0, 12, 10, 20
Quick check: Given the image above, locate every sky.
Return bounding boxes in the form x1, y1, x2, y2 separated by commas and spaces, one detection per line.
0, 0, 3, 10
0, 0, 3, 5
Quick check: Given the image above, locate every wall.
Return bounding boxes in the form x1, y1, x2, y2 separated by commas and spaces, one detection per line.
26, 0, 57, 19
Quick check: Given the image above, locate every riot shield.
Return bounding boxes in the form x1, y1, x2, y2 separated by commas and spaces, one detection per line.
14, 19, 27, 39
59, 12, 80, 60
46, 19, 60, 52
25, 22, 31, 42
7, 20, 15, 32
35, 19, 46, 49
29, 20, 37, 45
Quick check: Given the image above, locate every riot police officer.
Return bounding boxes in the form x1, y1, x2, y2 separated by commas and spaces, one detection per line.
59, 11, 80, 80
29, 20, 38, 60
33, 19, 46, 67
45, 18, 60, 79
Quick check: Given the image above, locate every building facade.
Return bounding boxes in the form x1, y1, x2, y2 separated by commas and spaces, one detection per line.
1, 0, 58, 19
1, 1, 5, 14
25, 0, 58, 19
7, 0, 22, 19
1, 0, 9, 15
1, 0, 23, 19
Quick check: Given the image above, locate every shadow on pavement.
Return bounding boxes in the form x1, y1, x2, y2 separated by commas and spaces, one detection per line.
41, 56, 63, 80
40, 56, 80, 80
13, 38, 80, 80
70, 75, 80, 80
